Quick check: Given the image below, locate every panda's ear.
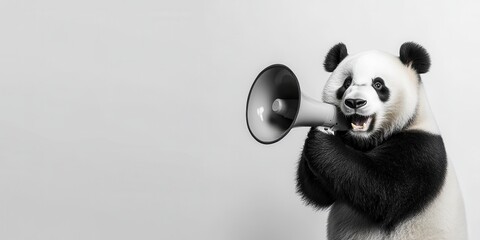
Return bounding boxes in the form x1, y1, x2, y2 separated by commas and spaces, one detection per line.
324, 43, 348, 72
399, 42, 431, 74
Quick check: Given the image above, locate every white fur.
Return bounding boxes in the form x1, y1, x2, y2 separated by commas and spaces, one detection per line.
406, 85, 440, 134
322, 50, 467, 240
323, 50, 419, 140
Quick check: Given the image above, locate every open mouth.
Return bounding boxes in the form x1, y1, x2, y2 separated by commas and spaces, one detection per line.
347, 114, 374, 132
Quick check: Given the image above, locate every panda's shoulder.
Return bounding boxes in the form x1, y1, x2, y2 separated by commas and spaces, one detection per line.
390, 129, 442, 142
388, 129, 443, 144
379, 130, 446, 162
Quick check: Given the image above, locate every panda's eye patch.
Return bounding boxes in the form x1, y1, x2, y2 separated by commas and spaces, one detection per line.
372, 78, 384, 90
372, 77, 390, 102
336, 76, 352, 99
343, 77, 352, 88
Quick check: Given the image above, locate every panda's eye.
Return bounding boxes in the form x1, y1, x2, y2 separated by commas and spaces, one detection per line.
372, 78, 384, 90
343, 77, 352, 88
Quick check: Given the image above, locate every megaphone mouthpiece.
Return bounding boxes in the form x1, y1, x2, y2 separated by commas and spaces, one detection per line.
272, 99, 298, 120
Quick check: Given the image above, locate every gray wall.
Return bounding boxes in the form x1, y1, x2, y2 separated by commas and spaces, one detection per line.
0, 0, 479, 239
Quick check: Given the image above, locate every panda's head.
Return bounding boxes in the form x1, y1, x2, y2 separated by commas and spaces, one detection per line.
322, 42, 431, 147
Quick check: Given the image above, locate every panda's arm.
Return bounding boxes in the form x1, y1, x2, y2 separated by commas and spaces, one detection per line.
296, 150, 336, 208
302, 128, 447, 230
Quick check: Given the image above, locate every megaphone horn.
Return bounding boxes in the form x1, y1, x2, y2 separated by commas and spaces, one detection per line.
246, 64, 348, 144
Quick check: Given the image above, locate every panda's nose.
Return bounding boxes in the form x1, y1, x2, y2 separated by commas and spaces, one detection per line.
345, 98, 367, 109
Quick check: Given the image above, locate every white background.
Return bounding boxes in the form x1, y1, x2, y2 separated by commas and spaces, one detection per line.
0, 0, 479, 239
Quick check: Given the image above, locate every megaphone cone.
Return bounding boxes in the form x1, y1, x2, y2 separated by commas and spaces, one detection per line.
246, 64, 348, 144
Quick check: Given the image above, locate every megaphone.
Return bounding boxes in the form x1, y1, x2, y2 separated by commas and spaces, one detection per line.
246, 64, 348, 144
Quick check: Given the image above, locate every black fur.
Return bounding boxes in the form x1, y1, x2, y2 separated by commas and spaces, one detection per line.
336, 76, 352, 99
372, 77, 390, 102
399, 42, 431, 74
296, 154, 336, 208
296, 128, 447, 231
336, 128, 384, 152
324, 43, 348, 72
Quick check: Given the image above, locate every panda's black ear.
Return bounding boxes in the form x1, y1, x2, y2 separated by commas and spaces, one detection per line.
324, 43, 348, 72
399, 42, 431, 74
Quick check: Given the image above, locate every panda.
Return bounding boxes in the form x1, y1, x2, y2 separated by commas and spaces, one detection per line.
296, 42, 467, 240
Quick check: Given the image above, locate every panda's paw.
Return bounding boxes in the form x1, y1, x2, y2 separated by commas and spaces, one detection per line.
307, 127, 321, 139
307, 127, 333, 141
305, 127, 345, 157
305, 128, 330, 152
315, 126, 335, 135
302, 129, 338, 177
